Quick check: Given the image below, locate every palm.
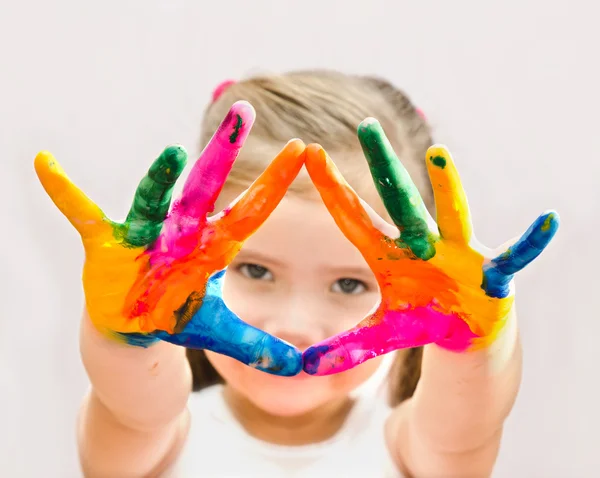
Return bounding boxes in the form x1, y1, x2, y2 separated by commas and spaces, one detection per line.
35, 101, 305, 375
303, 120, 559, 375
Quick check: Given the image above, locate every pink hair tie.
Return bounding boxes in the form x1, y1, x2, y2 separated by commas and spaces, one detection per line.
212, 79, 236, 102
415, 107, 427, 120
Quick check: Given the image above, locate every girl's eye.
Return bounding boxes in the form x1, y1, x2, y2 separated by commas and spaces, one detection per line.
238, 263, 274, 281
331, 278, 367, 295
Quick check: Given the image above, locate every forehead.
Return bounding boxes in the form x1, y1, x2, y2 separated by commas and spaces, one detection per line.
233, 194, 370, 269
216, 162, 390, 222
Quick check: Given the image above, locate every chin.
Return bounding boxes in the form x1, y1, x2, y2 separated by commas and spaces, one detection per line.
206, 351, 380, 417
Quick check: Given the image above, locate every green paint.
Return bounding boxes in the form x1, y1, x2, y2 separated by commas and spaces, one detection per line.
118, 145, 188, 247
358, 119, 435, 260
229, 114, 243, 144
430, 155, 446, 169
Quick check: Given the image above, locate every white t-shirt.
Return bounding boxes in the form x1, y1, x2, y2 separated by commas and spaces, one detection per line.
169, 384, 402, 477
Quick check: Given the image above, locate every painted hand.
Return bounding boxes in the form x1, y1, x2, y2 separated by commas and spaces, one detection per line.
302, 119, 559, 375
35, 101, 305, 376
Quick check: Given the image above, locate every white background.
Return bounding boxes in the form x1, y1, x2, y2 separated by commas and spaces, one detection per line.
1, 0, 598, 476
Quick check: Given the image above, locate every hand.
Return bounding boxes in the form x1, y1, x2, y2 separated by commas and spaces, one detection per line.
35, 101, 305, 376
302, 119, 559, 375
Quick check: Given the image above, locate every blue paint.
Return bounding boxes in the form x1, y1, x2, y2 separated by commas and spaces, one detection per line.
117, 331, 160, 347
482, 211, 559, 298
154, 270, 303, 376
302, 344, 332, 375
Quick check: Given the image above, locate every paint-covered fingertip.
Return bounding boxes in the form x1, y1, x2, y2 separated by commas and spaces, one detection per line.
282, 138, 307, 157
156, 145, 188, 178
302, 345, 328, 375
542, 209, 560, 223
230, 99, 256, 118
302, 351, 338, 376
358, 116, 381, 132
539, 210, 560, 235
302, 341, 350, 376
34, 150, 55, 169
304, 144, 328, 171
426, 144, 452, 168
304, 144, 341, 189
216, 100, 256, 147
357, 117, 385, 141
162, 144, 188, 159
357, 118, 394, 159
426, 145, 452, 169
34, 150, 64, 180
305, 142, 326, 158
254, 341, 303, 377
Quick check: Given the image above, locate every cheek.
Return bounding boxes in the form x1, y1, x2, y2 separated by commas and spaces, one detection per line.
205, 349, 248, 386
205, 350, 276, 406
221, 271, 238, 308
333, 292, 381, 332
221, 273, 261, 326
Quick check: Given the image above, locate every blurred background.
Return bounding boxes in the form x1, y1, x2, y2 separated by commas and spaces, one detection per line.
1, 0, 598, 476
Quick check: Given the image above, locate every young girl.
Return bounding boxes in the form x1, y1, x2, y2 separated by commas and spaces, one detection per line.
36, 70, 557, 477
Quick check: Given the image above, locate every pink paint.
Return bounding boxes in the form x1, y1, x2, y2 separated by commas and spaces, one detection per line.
304, 303, 477, 375
150, 101, 256, 263
178, 100, 255, 218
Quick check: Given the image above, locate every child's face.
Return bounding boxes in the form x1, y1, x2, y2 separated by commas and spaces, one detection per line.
206, 192, 384, 416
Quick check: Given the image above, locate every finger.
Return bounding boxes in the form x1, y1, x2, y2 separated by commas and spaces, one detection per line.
304, 143, 386, 252
121, 145, 188, 247
425, 145, 473, 244
357, 118, 435, 260
216, 139, 306, 241
155, 271, 303, 376
176, 101, 255, 219
482, 210, 560, 298
302, 305, 465, 376
34, 151, 107, 238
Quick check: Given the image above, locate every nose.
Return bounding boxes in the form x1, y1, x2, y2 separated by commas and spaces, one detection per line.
261, 295, 325, 350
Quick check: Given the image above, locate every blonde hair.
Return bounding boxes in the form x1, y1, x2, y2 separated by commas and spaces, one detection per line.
188, 69, 433, 406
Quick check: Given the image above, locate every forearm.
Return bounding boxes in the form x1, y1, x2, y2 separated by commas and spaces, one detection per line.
78, 310, 192, 475
392, 308, 522, 475
78, 390, 190, 477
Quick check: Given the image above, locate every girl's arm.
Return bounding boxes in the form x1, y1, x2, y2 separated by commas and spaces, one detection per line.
386, 310, 521, 477
77, 311, 192, 477
33, 108, 307, 476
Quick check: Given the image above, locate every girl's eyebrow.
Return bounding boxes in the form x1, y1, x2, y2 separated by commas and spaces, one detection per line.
319, 265, 375, 279
234, 250, 286, 268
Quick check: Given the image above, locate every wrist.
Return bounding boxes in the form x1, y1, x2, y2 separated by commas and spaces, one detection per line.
85, 306, 162, 348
